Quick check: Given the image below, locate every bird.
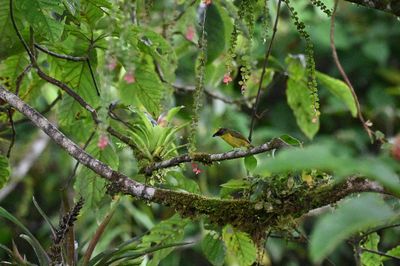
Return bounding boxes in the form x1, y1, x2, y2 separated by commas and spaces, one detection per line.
212, 128, 253, 148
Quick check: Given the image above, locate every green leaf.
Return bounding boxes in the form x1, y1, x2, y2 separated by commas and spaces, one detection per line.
74, 136, 119, 213
0, 207, 50, 265
165, 171, 201, 194
386, 245, 400, 259
255, 144, 400, 196
0, 155, 10, 189
279, 134, 302, 147
361, 233, 383, 266
136, 28, 177, 83
286, 55, 319, 139
244, 155, 257, 172
202, 231, 226, 266
220, 179, 250, 198
316, 71, 357, 117
310, 194, 398, 264
119, 60, 164, 116
16, 0, 65, 42
0, 0, 22, 59
222, 225, 257, 266
204, 4, 225, 64
139, 214, 188, 266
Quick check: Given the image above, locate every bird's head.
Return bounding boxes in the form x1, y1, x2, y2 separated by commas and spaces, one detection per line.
212, 128, 228, 137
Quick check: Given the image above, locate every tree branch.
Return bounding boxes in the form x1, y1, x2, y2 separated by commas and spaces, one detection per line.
0, 85, 394, 234
142, 138, 288, 175
345, 0, 400, 17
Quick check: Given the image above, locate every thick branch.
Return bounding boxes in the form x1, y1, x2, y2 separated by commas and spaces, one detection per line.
0, 85, 393, 234
143, 138, 288, 175
0, 85, 155, 200
345, 0, 400, 17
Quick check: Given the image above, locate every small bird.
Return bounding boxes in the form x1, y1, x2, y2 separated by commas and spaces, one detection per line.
212, 128, 253, 148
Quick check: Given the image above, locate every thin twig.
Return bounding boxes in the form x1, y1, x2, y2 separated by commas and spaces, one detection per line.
14, 93, 62, 125
9, 0, 99, 124
15, 64, 32, 96
6, 108, 16, 158
172, 0, 197, 23
361, 247, 400, 261
174, 83, 255, 106
143, 138, 288, 175
248, 0, 282, 142
34, 44, 87, 61
82, 205, 117, 266
330, 0, 373, 141
86, 59, 100, 96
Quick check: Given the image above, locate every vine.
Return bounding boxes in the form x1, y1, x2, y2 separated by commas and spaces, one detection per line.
284, 0, 320, 121
188, 5, 208, 153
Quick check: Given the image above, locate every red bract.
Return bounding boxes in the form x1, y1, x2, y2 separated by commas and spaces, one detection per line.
98, 135, 109, 150
124, 72, 136, 84
223, 73, 232, 84
191, 163, 202, 175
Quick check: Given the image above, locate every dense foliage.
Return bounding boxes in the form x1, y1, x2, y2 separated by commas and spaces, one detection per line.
0, 0, 399, 265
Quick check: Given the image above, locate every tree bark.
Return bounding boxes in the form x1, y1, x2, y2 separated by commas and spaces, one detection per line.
345, 0, 400, 17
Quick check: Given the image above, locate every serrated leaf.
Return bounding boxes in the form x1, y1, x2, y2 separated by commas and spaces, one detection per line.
386, 245, 400, 259
202, 231, 226, 266
286, 56, 319, 139
222, 225, 257, 266
16, 0, 65, 42
316, 71, 357, 117
310, 194, 398, 264
119, 61, 164, 116
204, 4, 225, 64
136, 28, 177, 83
244, 155, 257, 172
0, 155, 10, 189
361, 233, 383, 266
139, 214, 188, 266
74, 136, 119, 213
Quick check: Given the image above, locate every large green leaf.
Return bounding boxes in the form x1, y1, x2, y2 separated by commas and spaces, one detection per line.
74, 136, 119, 213
310, 194, 398, 264
316, 71, 357, 117
360, 233, 383, 266
0, 0, 25, 60
136, 28, 177, 83
0, 155, 10, 189
204, 4, 226, 64
202, 231, 226, 266
222, 225, 257, 266
15, 0, 65, 42
139, 214, 189, 266
286, 55, 319, 139
119, 60, 164, 116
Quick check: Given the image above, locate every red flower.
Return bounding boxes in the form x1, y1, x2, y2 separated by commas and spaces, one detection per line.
124, 72, 136, 84
203, 0, 212, 5
223, 73, 232, 84
97, 135, 109, 150
191, 163, 202, 175
185, 26, 195, 42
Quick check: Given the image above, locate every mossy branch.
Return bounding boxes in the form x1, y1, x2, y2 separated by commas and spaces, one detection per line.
0, 85, 393, 236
